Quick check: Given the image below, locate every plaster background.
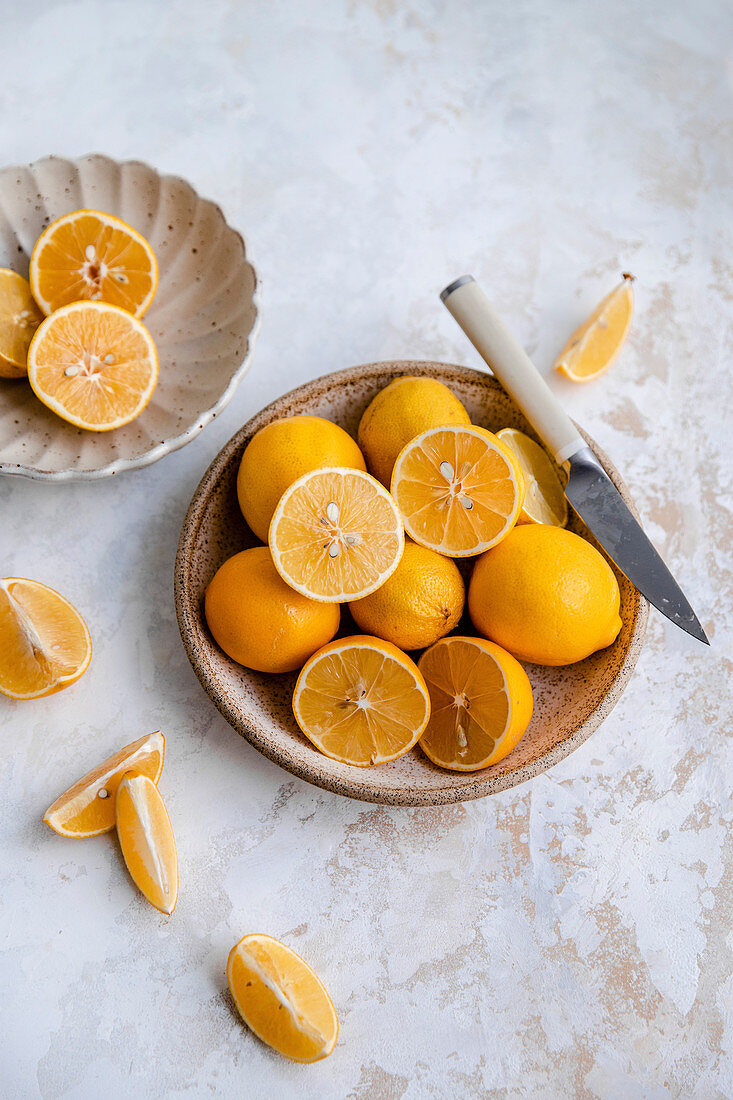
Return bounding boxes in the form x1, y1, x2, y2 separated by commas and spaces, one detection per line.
0, 1, 731, 1096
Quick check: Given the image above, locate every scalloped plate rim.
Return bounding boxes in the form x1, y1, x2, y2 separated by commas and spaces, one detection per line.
0, 152, 261, 482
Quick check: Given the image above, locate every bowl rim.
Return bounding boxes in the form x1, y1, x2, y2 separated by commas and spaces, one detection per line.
175, 360, 649, 805
0, 152, 262, 482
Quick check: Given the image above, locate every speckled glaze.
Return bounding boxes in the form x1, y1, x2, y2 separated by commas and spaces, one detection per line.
0, 154, 260, 480
175, 361, 648, 805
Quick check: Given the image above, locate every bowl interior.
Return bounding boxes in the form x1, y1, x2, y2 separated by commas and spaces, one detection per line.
0, 154, 258, 478
176, 361, 648, 805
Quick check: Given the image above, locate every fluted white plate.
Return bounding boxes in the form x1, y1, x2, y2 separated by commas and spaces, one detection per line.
0, 154, 260, 480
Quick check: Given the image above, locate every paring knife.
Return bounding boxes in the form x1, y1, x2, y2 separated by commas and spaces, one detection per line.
440, 275, 709, 645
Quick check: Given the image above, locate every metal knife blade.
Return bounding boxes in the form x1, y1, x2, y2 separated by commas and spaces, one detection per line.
440, 274, 709, 645
566, 446, 708, 643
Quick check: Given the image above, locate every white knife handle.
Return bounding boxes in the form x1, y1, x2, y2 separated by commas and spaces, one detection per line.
441, 276, 585, 464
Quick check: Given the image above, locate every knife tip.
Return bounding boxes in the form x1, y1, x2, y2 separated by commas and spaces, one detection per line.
686, 618, 710, 646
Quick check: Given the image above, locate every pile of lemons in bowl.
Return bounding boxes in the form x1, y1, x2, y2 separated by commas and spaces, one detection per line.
205, 376, 622, 773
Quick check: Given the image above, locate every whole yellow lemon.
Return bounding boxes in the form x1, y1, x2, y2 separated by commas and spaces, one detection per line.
237, 416, 366, 542
358, 376, 471, 486
349, 540, 465, 650
468, 526, 622, 666
205, 547, 340, 673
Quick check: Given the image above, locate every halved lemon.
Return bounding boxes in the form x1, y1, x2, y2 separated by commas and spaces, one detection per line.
0, 269, 44, 378
27, 301, 158, 431
116, 773, 178, 915
0, 577, 91, 700
30, 209, 158, 317
418, 636, 533, 771
554, 273, 634, 382
496, 428, 567, 527
390, 425, 524, 557
43, 731, 165, 838
269, 467, 404, 602
227, 933, 338, 1063
293, 635, 430, 766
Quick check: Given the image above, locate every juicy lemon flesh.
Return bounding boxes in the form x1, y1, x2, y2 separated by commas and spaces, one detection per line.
419, 637, 508, 768
237, 416, 366, 543
270, 468, 404, 602
43, 731, 165, 837
30, 210, 157, 317
555, 275, 633, 382
392, 427, 523, 557
116, 774, 178, 915
28, 302, 158, 430
293, 637, 430, 766
418, 637, 532, 771
227, 934, 338, 1063
0, 577, 91, 699
497, 428, 567, 527
0, 269, 44, 375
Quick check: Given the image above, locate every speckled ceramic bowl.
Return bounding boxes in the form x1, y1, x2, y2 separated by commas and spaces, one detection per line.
0, 154, 260, 480
175, 361, 648, 805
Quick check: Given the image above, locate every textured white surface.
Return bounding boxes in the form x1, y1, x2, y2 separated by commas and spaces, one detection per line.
0, 1, 731, 1097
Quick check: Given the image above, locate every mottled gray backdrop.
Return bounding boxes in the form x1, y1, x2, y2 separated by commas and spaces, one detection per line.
0, 0, 730, 1096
